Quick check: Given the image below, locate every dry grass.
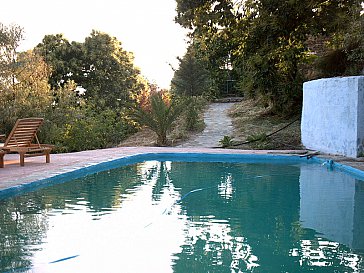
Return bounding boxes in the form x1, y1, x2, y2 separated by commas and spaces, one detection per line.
118, 127, 157, 147
229, 99, 303, 150
119, 125, 205, 147
119, 98, 303, 150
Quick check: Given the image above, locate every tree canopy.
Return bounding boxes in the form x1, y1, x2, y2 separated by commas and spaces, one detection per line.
0, 24, 54, 130
171, 46, 216, 97
175, 0, 364, 114
35, 30, 146, 109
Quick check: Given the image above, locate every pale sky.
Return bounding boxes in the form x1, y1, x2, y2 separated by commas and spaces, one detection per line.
0, 0, 188, 89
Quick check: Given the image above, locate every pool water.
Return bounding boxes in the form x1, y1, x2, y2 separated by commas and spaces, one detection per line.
0, 159, 363, 272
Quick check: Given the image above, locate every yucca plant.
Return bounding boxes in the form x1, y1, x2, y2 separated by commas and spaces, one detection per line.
131, 91, 185, 146
219, 135, 234, 148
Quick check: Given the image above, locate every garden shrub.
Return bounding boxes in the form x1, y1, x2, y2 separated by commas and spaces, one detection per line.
182, 96, 207, 131
40, 107, 135, 153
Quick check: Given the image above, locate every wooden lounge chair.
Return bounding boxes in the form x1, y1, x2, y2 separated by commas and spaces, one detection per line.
0, 150, 5, 168
0, 134, 6, 168
0, 118, 53, 167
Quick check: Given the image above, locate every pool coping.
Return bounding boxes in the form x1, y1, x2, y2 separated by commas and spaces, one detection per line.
1, 147, 364, 199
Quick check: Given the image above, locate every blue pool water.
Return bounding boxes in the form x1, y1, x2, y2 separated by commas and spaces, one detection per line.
0, 155, 363, 272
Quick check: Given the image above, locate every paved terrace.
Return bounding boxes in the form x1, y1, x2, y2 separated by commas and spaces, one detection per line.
1, 147, 364, 193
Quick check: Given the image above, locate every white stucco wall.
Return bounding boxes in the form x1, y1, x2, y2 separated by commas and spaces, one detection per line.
301, 76, 364, 157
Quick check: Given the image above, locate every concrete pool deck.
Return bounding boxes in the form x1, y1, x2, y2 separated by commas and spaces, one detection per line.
1, 147, 364, 192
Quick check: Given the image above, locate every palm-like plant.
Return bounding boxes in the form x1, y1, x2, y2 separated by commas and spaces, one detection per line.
132, 92, 185, 146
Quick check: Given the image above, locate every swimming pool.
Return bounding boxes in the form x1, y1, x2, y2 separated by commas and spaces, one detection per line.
0, 154, 363, 272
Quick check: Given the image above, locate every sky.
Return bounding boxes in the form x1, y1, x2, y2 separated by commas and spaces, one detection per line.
0, 0, 188, 89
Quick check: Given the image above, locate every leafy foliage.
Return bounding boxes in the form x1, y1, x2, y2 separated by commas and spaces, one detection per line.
131, 88, 185, 146
42, 106, 134, 152
35, 30, 147, 109
219, 135, 234, 148
182, 96, 206, 131
246, 132, 268, 143
33, 34, 76, 89
0, 43, 53, 132
171, 47, 217, 97
175, 0, 363, 115
315, 10, 364, 77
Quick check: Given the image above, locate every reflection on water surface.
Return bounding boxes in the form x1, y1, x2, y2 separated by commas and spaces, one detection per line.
0, 160, 363, 272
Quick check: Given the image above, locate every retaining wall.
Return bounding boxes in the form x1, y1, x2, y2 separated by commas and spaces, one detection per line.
301, 76, 364, 158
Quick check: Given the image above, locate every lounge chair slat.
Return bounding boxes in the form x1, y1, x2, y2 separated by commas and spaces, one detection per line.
16, 122, 41, 126
11, 133, 34, 138
8, 138, 33, 143
8, 137, 31, 141
16, 127, 37, 132
15, 124, 38, 128
14, 127, 38, 131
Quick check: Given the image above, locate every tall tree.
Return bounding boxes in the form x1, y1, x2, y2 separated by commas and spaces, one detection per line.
314, 3, 364, 77
0, 23, 54, 131
34, 34, 79, 89
0, 50, 53, 131
80, 30, 143, 107
0, 23, 24, 92
171, 47, 215, 96
35, 30, 146, 109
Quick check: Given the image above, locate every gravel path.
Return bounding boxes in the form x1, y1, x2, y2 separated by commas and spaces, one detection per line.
178, 102, 236, 148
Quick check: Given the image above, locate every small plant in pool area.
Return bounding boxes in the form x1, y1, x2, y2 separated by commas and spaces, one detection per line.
246, 132, 268, 143
246, 132, 272, 149
219, 135, 234, 148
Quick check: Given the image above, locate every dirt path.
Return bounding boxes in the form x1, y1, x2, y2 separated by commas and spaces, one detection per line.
177, 102, 236, 148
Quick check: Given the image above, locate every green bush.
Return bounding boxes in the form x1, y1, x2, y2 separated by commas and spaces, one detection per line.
182, 96, 207, 131
219, 135, 234, 148
40, 106, 135, 153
